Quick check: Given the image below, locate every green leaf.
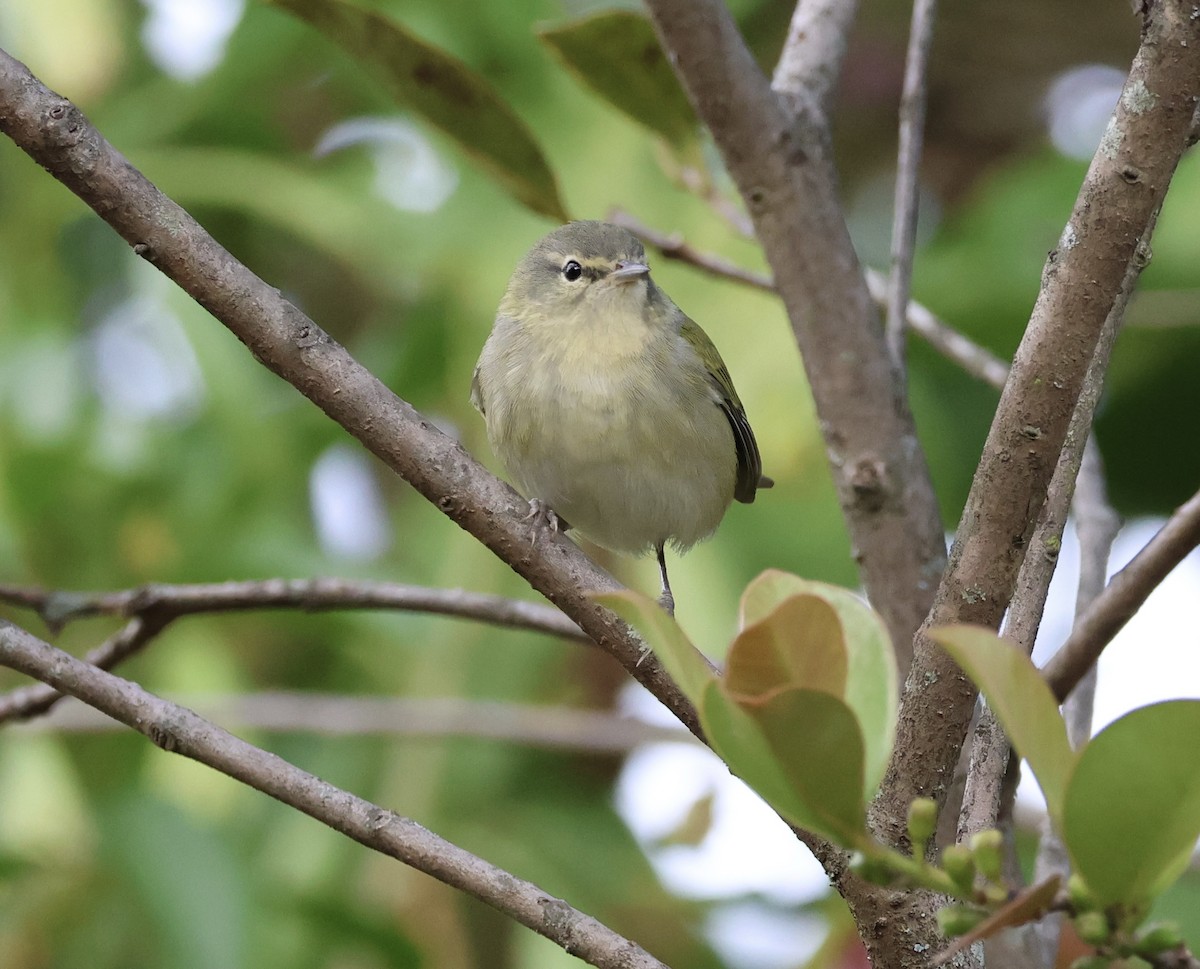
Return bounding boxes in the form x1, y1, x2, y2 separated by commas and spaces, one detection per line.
931, 625, 1074, 822
702, 682, 866, 846
739, 571, 896, 795
738, 568, 809, 627
269, 0, 569, 221
1063, 701, 1200, 907
536, 11, 697, 154
726, 593, 847, 700
594, 590, 716, 704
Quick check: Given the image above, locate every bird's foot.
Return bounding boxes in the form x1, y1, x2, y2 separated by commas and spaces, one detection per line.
524, 499, 560, 547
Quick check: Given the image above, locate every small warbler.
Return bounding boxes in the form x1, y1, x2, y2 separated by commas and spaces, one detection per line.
471, 221, 771, 613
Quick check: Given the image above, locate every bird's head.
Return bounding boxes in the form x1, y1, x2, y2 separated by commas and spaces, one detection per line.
501, 221, 657, 323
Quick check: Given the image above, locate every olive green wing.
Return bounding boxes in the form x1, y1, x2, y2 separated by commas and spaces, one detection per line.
681, 316, 771, 504
469, 364, 486, 415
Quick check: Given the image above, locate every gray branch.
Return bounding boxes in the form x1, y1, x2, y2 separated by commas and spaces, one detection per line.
882, 0, 1200, 845
0, 620, 669, 969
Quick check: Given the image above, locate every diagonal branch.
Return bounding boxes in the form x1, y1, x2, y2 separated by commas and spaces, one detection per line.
608, 209, 1011, 390
880, 0, 1200, 835
1043, 484, 1200, 703
0, 48, 700, 741
0, 619, 669, 969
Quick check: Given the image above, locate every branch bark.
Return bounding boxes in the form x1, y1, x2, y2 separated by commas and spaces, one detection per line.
0, 620, 668, 969
0, 578, 585, 641
879, 0, 1200, 844
0, 48, 700, 740
771, 0, 861, 116
643, 0, 948, 680
1043, 483, 1200, 702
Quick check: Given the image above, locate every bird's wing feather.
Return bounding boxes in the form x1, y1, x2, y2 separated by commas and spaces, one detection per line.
469, 365, 485, 415
681, 316, 766, 504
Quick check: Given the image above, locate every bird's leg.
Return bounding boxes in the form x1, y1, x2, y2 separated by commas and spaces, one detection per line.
655, 544, 675, 616
524, 498, 560, 547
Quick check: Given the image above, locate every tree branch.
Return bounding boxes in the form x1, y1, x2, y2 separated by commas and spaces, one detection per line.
0, 48, 701, 741
880, 0, 1200, 837
0, 578, 585, 641
1043, 484, 1200, 703
607, 209, 1011, 390
0, 615, 170, 724
771, 0, 861, 116
0, 619, 668, 969
15, 692, 696, 752
885, 0, 939, 365
1024, 438, 1119, 968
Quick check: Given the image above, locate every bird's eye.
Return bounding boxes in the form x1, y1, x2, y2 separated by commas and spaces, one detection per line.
562, 260, 583, 282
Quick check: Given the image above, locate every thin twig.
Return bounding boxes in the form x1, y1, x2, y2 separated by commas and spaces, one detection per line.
607, 210, 773, 292
0, 578, 585, 641
0, 578, 585, 725
885, 0, 939, 366
15, 691, 697, 751
1062, 439, 1120, 747
1043, 485, 1200, 703
1026, 438, 1119, 967
864, 269, 1010, 390
0, 619, 669, 969
608, 209, 1010, 393
0, 614, 171, 724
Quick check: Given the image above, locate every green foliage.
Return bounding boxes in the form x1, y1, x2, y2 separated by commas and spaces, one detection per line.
268, 0, 569, 221
537, 11, 698, 159
936, 626, 1200, 919
1062, 702, 1200, 909
601, 571, 895, 847
930, 625, 1075, 822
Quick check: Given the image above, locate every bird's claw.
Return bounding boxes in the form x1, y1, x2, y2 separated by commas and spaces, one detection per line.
525, 499, 560, 547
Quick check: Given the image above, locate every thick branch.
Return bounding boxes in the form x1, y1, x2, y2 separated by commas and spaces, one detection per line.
0, 620, 667, 969
643, 0, 948, 676
771, 0, 860, 116
1044, 484, 1200, 702
0, 48, 700, 740
880, 0, 1200, 833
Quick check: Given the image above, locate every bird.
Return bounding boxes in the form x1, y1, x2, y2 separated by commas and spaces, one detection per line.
471, 221, 771, 614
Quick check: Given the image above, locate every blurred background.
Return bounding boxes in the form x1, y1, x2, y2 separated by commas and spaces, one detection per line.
1, 0, 1199, 967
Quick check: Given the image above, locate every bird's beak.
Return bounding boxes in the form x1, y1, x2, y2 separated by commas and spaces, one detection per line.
610, 261, 650, 282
